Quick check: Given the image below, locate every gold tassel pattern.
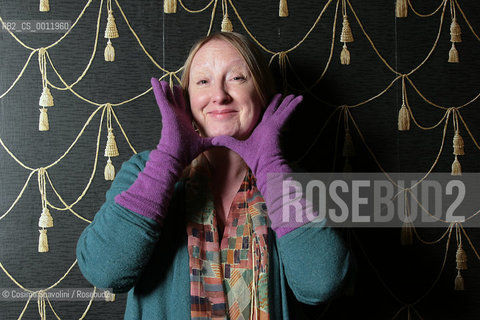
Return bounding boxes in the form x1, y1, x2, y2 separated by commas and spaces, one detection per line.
105, 40, 116, 62
39, 0, 50, 12
451, 155, 462, 176
398, 103, 410, 131
396, 0, 407, 18
455, 270, 464, 291
340, 15, 354, 43
456, 245, 467, 270
105, 290, 116, 302
39, 87, 54, 107
38, 229, 49, 253
164, 0, 177, 14
38, 168, 53, 252
38, 207, 54, 228
38, 48, 54, 131
340, 1, 353, 66
279, 0, 288, 17
450, 18, 462, 43
105, 104, 119, 181
448, 43, 459, 63
105, 0, 119, 62
340, 44, 350, 65
398, 76, 410, 131
105, 10, 119, 39
454, 244, 467, 290
221, 14, 233, 32
39, 108, 49, 131
448, 3, 460, 63
451, 112, 463, 175
453, 131, 464, 155
105, 128, 120, 157
105, 158, 116, 180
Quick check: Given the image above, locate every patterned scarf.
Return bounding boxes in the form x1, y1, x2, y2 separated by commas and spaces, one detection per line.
185, 158, 270, 320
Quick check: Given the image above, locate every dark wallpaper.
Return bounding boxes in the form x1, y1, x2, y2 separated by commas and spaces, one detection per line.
0, 0, 479, 319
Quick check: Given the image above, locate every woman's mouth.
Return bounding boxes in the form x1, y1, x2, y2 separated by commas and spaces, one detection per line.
208, 109, 237, 119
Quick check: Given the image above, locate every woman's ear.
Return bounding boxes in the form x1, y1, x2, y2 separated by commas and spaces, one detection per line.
192, 121, 200, 134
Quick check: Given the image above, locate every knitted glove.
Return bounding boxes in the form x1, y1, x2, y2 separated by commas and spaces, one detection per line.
212, 94, 305, 237
115, 78, 213, 224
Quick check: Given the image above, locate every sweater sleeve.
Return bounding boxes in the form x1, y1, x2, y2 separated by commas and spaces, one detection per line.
275, 219, 352, 305
76, 151, 173, 293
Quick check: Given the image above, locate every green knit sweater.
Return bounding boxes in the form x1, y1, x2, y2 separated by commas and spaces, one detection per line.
76, 151, 351, 319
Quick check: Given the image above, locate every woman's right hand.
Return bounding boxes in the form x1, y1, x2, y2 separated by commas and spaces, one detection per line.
151, 78, 212, 167
114, 79, 212, 223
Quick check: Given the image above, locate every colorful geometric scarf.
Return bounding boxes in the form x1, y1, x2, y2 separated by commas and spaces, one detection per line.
185, 159, 270, 320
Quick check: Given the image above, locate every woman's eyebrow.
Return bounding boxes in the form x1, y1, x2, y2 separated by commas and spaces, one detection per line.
190, 69, 209, 78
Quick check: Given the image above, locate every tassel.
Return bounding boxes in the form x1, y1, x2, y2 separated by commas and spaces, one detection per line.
279, 0, 288, 17
453, 131, 464, 155
104, 40, 115, 62
448, 43, 459, 63
455, 245, 467, 290
105, 10, 119, 39
340, 15, 354, 43
105, 290, 116, 302
450, 18, 461, 43
105, 128, 119, 157
401, 222, 413, 245
38, 229, 49, 253
396, 0, 407, 18
105, 158, 116, 181
38, 207, 53, 228
39, 108, 49, 131
164, 0, 177, 13
39, 0, 50, 12
398, 103, 410, 131
456, 245, 467, 270
221, 14, 233, 32
342, 129, 355, 157
340, 44, 351, 65
39, 87, 54, 107
451, 156, 462, 176
455, 270, 464, 291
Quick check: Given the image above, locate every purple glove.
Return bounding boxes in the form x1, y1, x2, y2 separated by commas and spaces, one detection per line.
115, 78, 213, 224
212, 94, 305, 237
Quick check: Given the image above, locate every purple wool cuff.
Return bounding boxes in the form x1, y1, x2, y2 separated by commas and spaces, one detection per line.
114, 148, 184, 225
263, 171, 314, 238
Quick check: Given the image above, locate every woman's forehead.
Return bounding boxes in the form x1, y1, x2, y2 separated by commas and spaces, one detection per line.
190, 58, 248, 72
191, 40, 246, 65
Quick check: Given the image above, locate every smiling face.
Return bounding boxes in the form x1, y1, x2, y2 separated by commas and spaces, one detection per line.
187, 39, 264, 140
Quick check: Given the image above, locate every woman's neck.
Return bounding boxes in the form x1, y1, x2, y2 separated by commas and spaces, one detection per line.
204, 147, 246, 180
203, 147, 247, 236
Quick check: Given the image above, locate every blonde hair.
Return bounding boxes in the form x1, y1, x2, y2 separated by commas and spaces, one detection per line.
181, 32, 275, 107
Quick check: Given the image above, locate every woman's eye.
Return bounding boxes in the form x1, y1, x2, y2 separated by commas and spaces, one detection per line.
196, 80, 208, 85
233, 76, 246, 81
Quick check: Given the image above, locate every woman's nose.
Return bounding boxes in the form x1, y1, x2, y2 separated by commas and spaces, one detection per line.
211, 84, 231, 104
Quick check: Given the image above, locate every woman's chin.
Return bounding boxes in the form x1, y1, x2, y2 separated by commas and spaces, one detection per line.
207, 129, 238, 138
210, 132, 250, 140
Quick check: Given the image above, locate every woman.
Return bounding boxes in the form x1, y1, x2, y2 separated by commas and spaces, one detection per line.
77, 32, 351, 319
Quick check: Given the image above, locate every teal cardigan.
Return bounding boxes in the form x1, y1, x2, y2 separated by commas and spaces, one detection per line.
76, 151, 351, 319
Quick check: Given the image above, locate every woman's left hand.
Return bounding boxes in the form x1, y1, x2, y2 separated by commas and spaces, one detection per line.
212, 93, 303, 193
